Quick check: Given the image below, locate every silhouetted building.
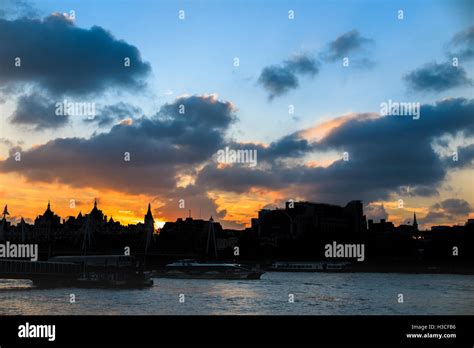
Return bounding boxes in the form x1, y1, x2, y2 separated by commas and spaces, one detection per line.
368, 218, 394, 233
85, 200, 107, 227
144, 203, 154, 236
34, 201, 62, 241
157, 217, 224, 258
243, 200, 367, 259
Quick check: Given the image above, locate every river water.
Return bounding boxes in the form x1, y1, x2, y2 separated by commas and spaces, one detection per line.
0, 272, 473, 315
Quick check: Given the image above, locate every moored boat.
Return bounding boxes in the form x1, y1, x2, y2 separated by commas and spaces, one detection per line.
269, 261, 352, 272
154, 217, 264, 280
154, 259, 264, 280
35, 255, 154, 288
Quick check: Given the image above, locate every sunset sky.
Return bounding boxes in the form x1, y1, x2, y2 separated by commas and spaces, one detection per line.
0, 0, 473, 230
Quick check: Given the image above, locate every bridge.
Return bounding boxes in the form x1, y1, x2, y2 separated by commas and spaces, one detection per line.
0, 259, 81, 281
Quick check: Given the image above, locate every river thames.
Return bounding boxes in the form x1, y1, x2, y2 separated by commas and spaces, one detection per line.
0, 272, 473, 315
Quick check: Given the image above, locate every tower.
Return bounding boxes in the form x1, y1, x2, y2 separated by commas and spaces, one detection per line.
89, 200, 106, 223
144, 203, 155, 252
413, 212, 418, 231
44, 200, 53, 217
144, 203, 155, 228
34, 201, 61, 242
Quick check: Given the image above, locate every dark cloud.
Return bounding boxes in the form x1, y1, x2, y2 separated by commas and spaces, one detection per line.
258, 54, 319, 99
420, 211, 449, 225
194, 98, 474, 205
448, 25, 474, 60
443, 143, 474, 169
409, 186, 439, 197
421, 198, 472, 226
156, 95, 237, 131
293, 98, 473, 203
403, 62, 472, 92
0, 95, 236, 195
229, 132, 311, 162
257, 30, 374, 99
196, 164, 287, 194
398, 185, 439, 197
258, 65, 298, 99
0, 14, 151, 97
261, 133, 311, 159
85, 102, 142, 127
456, 143, 474, 168
196, 131, 313, 194
431, 198, 472, 216
324, 29, 374, 64
285, 55, 320, 75
10, 93, 68, 130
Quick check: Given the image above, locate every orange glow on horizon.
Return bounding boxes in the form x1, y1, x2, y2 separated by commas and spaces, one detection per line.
1, 170, 472, 230
0, 172, 156, 226
209, 188, 285, 228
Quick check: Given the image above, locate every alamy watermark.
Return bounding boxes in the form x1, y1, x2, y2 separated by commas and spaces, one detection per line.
55, 99, 96, 119
0, 242, 38, 261
216, 146, 258, 167
380, 99, 420, 120
324, 241, 365, 262
18, 322, 55, 341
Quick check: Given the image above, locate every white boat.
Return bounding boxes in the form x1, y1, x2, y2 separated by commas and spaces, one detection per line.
155, 217, 265, 280
156, 259, 264, 280
270, 261, 352, 272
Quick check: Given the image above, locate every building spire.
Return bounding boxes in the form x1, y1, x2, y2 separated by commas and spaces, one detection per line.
45, 200, 52, 214
145, 203, 154, 221
94, 199, 97, 209
2, 205, 9, 220
413, 212, 418, 230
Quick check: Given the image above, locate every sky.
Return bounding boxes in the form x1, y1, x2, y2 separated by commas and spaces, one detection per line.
0, 0, 473, 230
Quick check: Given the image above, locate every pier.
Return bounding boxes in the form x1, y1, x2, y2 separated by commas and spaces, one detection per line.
0, 259, 80, 281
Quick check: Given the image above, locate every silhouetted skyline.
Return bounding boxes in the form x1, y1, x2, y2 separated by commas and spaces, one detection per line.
1, 199, 473, 265
1, 199, 472, 232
